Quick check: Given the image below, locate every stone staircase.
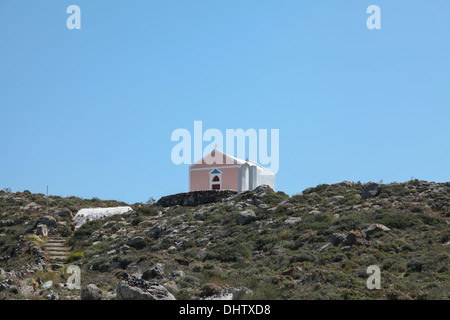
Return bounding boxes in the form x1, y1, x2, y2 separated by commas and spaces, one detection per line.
44, 237, 71, 269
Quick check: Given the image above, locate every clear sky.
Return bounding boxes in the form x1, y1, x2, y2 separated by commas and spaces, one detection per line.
1, 0, 449, 204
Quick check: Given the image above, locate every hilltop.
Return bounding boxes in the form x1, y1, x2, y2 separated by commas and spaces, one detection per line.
0, 180, 449, 300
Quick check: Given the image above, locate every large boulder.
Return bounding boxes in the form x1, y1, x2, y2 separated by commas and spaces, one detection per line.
34, 216, 58, 229
127, 236, 146, 250
56, 209, 73, 219
284, 217, 302, 226
362, 182, 381, 199
236, 209, 257, 226
142, 263, 165, 281
74, 207, 133, 227
342, 230, 369, 246
40, 280, 53, 290
116, 274, 175, 300
362, 224, 391, 237
81, 284, 102, 300
157, 190, 238, 207
252, 184, 274, 197
329, 233, 346, 246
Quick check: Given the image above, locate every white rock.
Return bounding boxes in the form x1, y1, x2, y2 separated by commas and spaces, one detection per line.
74, 207, 133, 227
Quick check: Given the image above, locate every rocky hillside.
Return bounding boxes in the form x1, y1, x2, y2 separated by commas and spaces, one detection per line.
0, 180, 449, 300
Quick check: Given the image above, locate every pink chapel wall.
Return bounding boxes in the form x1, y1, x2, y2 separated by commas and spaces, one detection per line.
190, 166, 239, 191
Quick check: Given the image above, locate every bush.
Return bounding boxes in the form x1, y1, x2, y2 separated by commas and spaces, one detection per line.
57, 225, 72, 237
332, 253, 347, 262
331, 213, 367, 231
66, 251, 84, 263
375, 210, 417, 229
72, 220, 103, 240
90, 256, 110, 272
291, 251, 317, 263
262, 191, 289, 206
406, 259, 424, 272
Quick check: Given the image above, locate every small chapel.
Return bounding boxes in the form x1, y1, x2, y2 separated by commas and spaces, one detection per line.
189, 149, 275, 193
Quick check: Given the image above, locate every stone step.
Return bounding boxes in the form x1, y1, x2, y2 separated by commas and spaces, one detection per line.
48, 251, 69, 256
47, 240, 66, 245
44, 237, 71, 264
46, 248, 70, 253
47, 240, 67, 245
48, 256, 68, 261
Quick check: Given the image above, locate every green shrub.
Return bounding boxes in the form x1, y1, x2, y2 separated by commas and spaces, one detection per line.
57, 225, 72, 237
375, 210, 417, 229
331, 213, 367, 231
66, 251, 84, 263
262, 191, 289, 206
291, 251, 317, 263
72, 220, 103, 240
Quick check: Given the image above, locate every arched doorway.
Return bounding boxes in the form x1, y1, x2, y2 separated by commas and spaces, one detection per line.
210, 169, 222, 190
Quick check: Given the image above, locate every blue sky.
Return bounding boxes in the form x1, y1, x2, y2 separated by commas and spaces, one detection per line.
1, 1, 449, 204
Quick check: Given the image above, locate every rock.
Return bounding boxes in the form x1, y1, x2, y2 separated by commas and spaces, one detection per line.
157, 190, 238, 207
202, 293, 233, 300
0, 281, 10, 292
342, 230, 369, 246
22, 202, 42, 211
109, 256, 132, 270
34, 216, 58, 229
40, 280, 53, 290
142, 263, 164, 280
318, 242, 334, 252
36, 224, 48, 237
116, 274, 176, 300
329, 233, 346, 246
46, 293, 59, 300
252, 184, 274, 197
9, 286, 19, 294
103, 221, 117, 228
282, 267, 303, 278
337, 181, 353, 187
128, 236, 146, 250
362, 182, 381, 199
331, 196, 345, 202
118, 245, 131, 255
74, 207, 133, 227
163, 281, 179, 292
31, 246, 44, 257
168, 246, 177, 254
284, 217, 302, 226
148, 224, 166, 240
362, 224, 391, 237
81, 284, 102, 300
201, 286, 253, 300
56, 209, 73, 219
236, 209, 257, 225
307, 210, 321, 215
6, 196, 25, 205
170, 270, 185, 279
0, 219, 16, 228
